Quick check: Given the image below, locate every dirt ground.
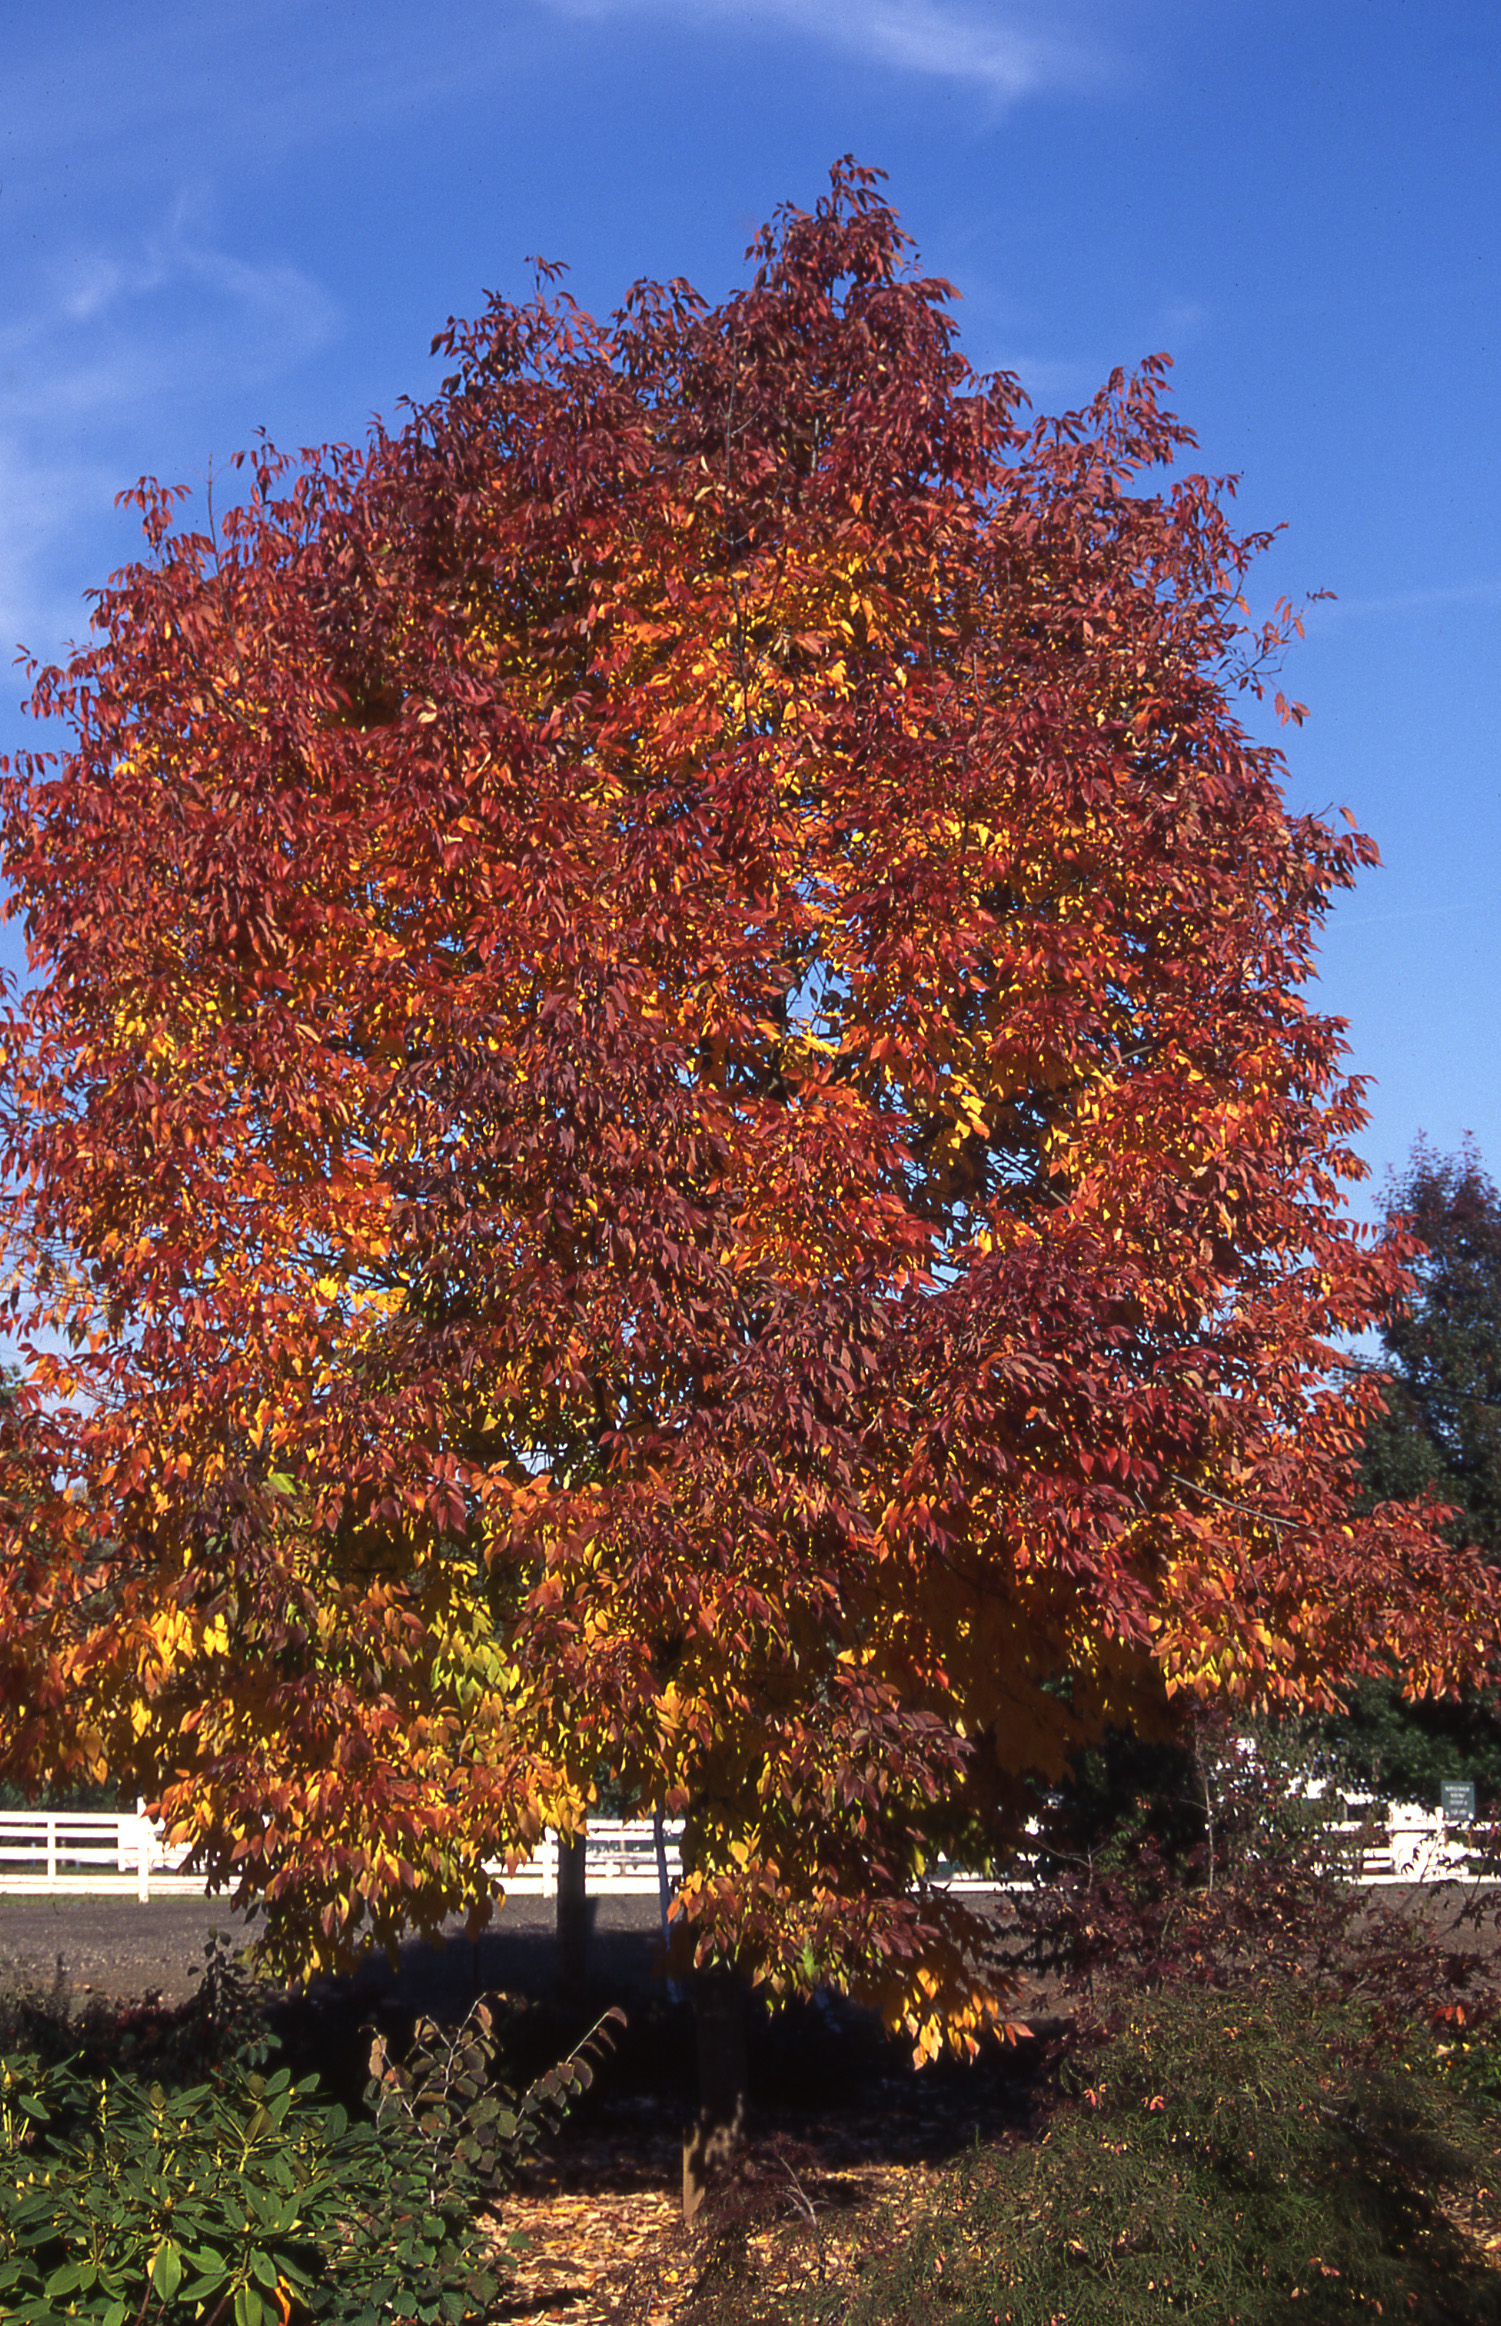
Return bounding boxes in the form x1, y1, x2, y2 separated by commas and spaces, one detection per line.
4, 1878, 1495, 2010
0, 1890, 249, 2006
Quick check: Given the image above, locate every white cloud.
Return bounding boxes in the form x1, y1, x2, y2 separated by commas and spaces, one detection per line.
542, 0, 1107, 100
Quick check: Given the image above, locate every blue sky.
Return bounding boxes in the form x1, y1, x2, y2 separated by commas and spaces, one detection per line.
1, 0, 1496, 1213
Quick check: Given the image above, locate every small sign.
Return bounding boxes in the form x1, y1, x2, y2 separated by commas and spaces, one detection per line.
1441, 1780, 1476, 1825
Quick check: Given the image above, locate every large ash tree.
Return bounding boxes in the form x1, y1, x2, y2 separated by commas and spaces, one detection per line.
1, 165, 1495, 2064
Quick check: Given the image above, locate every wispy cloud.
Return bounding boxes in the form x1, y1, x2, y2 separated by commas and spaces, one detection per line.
1333, 899, 1489, 932
0, 3, 533, 193
1307, 579, 1501, 624
543, 0, 1108, 100
0, 201, 340, 666
3, 0, 1112, 193
1, 201, 339, 427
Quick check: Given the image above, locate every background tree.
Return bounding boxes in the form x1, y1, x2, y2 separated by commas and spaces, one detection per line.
1363, 1138, 1501, 1552
1324, 1140, 1501, 1803
1, 165, 1495, 2081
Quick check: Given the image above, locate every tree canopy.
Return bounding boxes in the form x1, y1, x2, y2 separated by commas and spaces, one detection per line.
1, 164, 1495, 2056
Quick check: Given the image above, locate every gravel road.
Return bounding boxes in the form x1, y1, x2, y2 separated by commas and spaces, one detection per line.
0, 1890, 662, 2009
6, 1880, 1484, 2027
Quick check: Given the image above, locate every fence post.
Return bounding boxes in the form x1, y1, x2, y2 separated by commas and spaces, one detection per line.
541, 1829, 558, 1900
45, 1814, 57, 1888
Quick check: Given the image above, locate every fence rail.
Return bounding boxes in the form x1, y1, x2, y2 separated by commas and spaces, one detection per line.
0, 1809, 183, 1901
0, 1813, 686, 1903
492, 1819, 683, 1899
0, 1808, 1492, 1903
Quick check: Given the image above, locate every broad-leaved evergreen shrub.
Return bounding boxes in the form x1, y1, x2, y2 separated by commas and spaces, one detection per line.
0, 1977, 622, 2326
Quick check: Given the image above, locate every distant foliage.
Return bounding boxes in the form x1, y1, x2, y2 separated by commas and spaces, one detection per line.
1366, 1137, 1501, 1558
1327, 1140, 1501, 1803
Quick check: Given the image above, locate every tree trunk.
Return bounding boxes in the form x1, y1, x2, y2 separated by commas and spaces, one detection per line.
555, 1833, 589, 1993
682, 1962, 749, 2223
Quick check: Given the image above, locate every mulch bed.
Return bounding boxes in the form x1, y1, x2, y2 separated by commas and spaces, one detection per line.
492, 2147, 946, 2323
490, 2116, 978, 2324
486, 2010, 1060, 2326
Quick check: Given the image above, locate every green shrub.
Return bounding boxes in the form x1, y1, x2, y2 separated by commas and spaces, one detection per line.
0, 2054, 373, 2326
0, 1990, 623, 2326
837, 1980, 1501, 2324
348, 1995, 623, 2326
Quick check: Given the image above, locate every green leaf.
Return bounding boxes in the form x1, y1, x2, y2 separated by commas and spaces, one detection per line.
152, 2242, 184, 2301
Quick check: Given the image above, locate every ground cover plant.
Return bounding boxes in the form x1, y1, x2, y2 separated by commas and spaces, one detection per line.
827, 1979, 1501, 2325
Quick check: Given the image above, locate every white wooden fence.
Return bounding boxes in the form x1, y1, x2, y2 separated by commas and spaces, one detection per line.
0, 1805, 1491, 1902
0, 1808, 185, 1901
496, 1819, 683, 1898
0, 1812, 684, 1902
1319, 1806, 1489, 1886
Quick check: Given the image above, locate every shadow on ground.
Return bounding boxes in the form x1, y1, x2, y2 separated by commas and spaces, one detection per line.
278, 1897, 1055, 2186
0, 1888, 1058, 2184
